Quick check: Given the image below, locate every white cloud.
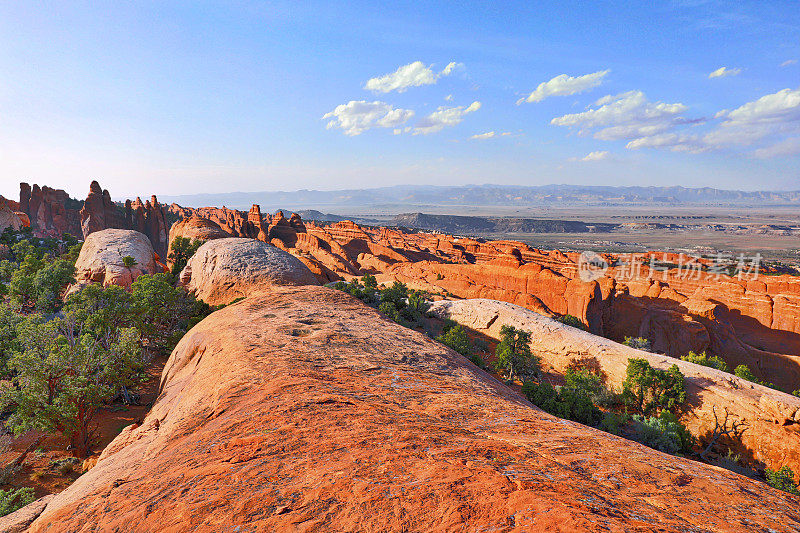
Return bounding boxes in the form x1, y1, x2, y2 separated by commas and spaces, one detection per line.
364, 61, 461, 93
581, 150, 610, 161
444, 94, 453, 101
704, 87, 800, 146
413, 101, 481, 135
469, 131, 512, 140
551, 90, 693, 140
780, 59, 798, 67
517, 70, 609, 104
441, 62, 463, 76
753, 137, 800, 158
626, 133, 707, 153
708, 66, 742, 78
623, 87, 800, 155
323, 100, 414, 136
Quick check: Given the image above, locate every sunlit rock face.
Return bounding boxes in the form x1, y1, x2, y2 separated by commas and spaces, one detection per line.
21, 286, 800, 532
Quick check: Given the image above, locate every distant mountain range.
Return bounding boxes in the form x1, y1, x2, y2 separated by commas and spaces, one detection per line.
163, 184, 800, 210
390, 213, 617, 234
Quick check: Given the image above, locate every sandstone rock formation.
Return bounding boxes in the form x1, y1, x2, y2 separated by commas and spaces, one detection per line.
127, 195, 169, 260
79, 181, 125, 237
165, 216, 230, 266
430, 297, 800, 480
18, 183, 82, 238
70, 229, 158, 291
168, 203, 260, 239
179, 238, 318, 305
15, 180, 171, 261
20, 286, 800, 531
134, 203, 800, 391
0, 198, 25, 233
79, 181, 170, 259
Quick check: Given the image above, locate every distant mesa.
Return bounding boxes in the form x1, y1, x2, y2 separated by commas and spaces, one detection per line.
160, 184, 800, 211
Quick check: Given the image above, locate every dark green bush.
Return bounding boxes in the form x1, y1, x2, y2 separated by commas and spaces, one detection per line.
564, 367, 616, 407
599, 411, 630, 435
378, 301, 399, 322
1, 317, 144, 457
622, 336, 652, 352
494, 325, 539, 382
734, 364, 778, 390
168, 237, 204, 276
522, 381, 602, 427
0, 487, 34, 517
556, 314, 587, 331
681, 351, 729, 372
130, 274, 214, 353
765, 465, 800, 495
632, 411, 695, 454
380, 281, 408, 309
622, 358, 686, 415
362, 274, 378, 290
436, 324, 471, 356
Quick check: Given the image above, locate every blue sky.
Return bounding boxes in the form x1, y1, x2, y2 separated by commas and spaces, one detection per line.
0, 0, 798, 199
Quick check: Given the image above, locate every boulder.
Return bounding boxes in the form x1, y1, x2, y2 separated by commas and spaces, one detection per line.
71, 229, 158, 290
179, 238, 318, 305
26, 286, 800, 531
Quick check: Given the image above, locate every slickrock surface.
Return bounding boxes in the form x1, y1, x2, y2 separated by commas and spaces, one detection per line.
179, 238, 318, 305
23, 286, 800, 532
71, 229, 157, 290
430, 298, 800, 480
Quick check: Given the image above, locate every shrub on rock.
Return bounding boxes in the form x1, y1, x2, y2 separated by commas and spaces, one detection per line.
622, 358, 686, 415
632, 411, 694, 454
623, 336, 652, 352
494, 325, 539, 382
556, 314, 587, 331
522, 380, 602, 427
681, 351, 729, 372
436, 324, 472, 356
766, 465, 800, 495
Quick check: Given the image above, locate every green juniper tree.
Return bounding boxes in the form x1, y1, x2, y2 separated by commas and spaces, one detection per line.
621, 358, 686, 415
168, 237, 203, 277
1, 315, 144, 457
494, 325, 539, 382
